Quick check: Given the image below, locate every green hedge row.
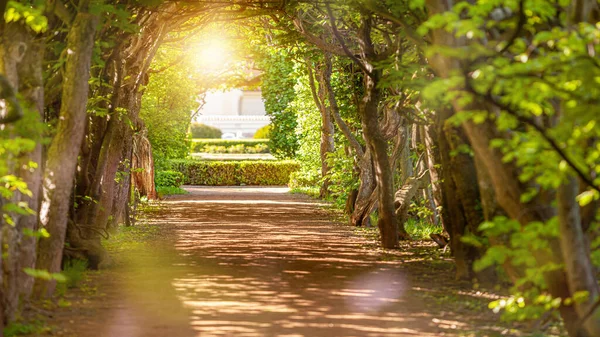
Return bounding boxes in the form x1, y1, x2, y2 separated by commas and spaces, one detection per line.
190, 139, 269, 153
190, 123, 222, 139
202, 144, 269, 154
169, 159, 299, 186
155, 170, 184, 187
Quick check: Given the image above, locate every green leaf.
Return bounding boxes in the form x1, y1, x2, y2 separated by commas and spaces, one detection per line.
576, 190, 597, 207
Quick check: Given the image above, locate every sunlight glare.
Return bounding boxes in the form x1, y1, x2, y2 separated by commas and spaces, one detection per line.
195, 39, 230, 71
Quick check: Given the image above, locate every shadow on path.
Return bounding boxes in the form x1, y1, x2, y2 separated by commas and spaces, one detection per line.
47, 186, 516, 337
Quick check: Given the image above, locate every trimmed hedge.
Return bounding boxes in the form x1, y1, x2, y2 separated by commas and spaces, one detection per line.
169, 159, 299, 186
202, 143, 269, 154
155, 170, 184, 187
190, 123, 222, 138
254, 124, 272, 139
190, 139, 269, 153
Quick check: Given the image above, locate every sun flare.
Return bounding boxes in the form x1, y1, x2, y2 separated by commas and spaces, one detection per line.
195, 40, 229, 70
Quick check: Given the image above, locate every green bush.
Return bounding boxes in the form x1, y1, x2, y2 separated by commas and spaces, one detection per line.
155, 170, 184, 187
190, 123, 222, 139
169, 159, 299, 186
254, 124, 272, 139
190, 139, 270, 153
156, 186, 188, 197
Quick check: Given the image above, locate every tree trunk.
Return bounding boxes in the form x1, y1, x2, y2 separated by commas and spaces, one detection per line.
14, 27, 44, 301
319, 53, 374, 227
132, 130, 158, 200
0, 21, 45, 321
316, 66, 335, 198
110, 144, 133, 231
473, 154, 520, 283
70, 12, 168, 266
423, 124, 444, 227
394, 175, 423, 226
399, 125, 413, 184
435, 114, 470, 278
351, 150, 376, 227
418, 125, 440, 225
306, 60, 335, 198
557, 176, 600, 337
35, 9, 97, 297
360, 68, 401, 247
70, 111, 128, 269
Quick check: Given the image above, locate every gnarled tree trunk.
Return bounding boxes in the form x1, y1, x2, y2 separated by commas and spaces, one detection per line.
132, 130, 158, 200
320, 53, 374, 227
70, 10, 172, 267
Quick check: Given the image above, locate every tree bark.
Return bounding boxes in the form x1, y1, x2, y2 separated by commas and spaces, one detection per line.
399, 125, 413, 184
316, 65, 335, 198
435, 113, 470, 279
351, 150, 376, 227
70, 12, 169, 267
394, 175, 423, 226
360, 67, 401, 247
306, 60, 335, 198
132, 130, 158, 200
557, 176, 600, 337
418, 125, 440, 225
320, 53, 374, 227
0, 22, 45, 319
423, 124, 443, 227
14, 26, 44, 301
110, 143, 133, 230
35, 9, 97, 297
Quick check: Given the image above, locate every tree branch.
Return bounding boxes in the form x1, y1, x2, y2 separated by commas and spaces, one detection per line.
322, 53, 365, 157
305, 59, 326, 114
325, 3, 373, 78
497, 0, 526, 54
465, 78, 600, 194
292, 15, 347, 57
361, 1, 426, 49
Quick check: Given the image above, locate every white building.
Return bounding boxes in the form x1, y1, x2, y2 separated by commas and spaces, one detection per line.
195, 89, 270, 138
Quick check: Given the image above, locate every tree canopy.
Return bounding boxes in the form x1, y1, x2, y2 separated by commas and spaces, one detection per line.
1, 1, 599, 335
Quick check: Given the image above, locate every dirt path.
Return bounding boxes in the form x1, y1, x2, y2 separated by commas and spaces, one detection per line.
44, 187, 520, 337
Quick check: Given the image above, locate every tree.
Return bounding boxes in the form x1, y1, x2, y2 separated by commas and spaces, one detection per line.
35, 0, 98, 297
420, 0, 600, 334
0, 0, 47, 319
257, 51, 299, 159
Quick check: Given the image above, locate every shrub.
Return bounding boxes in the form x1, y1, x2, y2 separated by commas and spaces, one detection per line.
247, 144, 269, 153
62, 259, 88, 289
168, 159, 299, 186
254, 124, 272, 139
155, 170, 184, 187
227, 144, 246, 154
202, 145, 228, 153
156, 186, 188, 197
190, 139, 270, 153
190, 123, 222, 139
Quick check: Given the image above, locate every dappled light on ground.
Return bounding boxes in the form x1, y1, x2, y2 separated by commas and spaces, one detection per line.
143, 187, 507, 336
47, 187, 522, 337
158, 187, 431, 336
